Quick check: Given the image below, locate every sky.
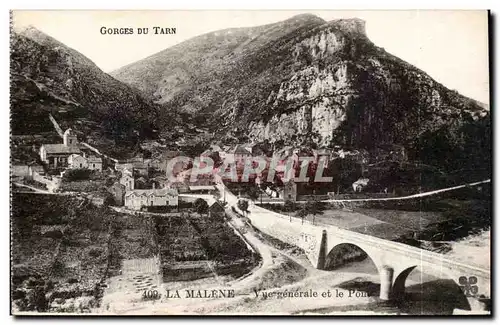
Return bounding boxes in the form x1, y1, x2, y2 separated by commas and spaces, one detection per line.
12, 10, 489, 104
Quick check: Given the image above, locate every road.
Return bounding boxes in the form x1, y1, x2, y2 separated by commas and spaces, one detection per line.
260, 179, 491, 204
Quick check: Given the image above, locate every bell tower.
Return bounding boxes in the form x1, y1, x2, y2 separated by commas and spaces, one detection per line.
63, 128, 78, 146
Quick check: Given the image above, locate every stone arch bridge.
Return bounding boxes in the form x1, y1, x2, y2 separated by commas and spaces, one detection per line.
246, 204, 490, 304
215, 179, 490, 310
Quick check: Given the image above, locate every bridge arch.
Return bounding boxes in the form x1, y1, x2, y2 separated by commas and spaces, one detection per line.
324, 242, 380, 271
323, 242, 384, 298
392, 265, 472, 312
392, 265, 417, 301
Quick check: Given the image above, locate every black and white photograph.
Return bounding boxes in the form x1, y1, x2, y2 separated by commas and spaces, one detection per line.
9, 9, 491, 316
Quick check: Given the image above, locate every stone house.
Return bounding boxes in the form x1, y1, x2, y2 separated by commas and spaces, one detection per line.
281, 180, 298, 202
169, 181, 190, 194
135, 176, 148, 189
40, 144, 82, 168
115, 158, 150, 176
120, 170, 135, 191
133, 164, 149, 177
88, 156, 103, 172
28, 164, 44, 178
153, 150, 187, 172
88, 193, 106, 206
209, 201, 225, 219
115, 162, 134, 173
124, 188, 179, 210
68, 154, 102, 172
225, 145, 252, 164
68, 154, 88, 169
40, 129, 83, 169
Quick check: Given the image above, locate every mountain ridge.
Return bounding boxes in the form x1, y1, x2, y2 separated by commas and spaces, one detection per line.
110, 13, 490, 173
10, 16, 490, 174
10, 26, 165, 158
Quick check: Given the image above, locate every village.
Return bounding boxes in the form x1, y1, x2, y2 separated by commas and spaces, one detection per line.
11, 119, 416, 214
9, 9, 492, 316
10, 119, 492, 315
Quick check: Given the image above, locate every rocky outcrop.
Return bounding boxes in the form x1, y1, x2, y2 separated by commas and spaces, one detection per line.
10, 27, 161, 148
111, 14, 489, 172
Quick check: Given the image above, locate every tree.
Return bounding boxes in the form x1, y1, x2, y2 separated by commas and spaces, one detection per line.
194, 198, 209, 217
247, 186, 260, 202
295, 206, 308, 225
237, 199, 249, 216
62, 168, 92, 182
305, 199, 325, 225
283, 200, 296, 212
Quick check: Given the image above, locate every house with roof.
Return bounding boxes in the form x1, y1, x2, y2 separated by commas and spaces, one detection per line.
68, 154, 103, 171
68, 154, 88, 169
152, 150, 187, 172
28, 164, 44, 178
40, 144, 82, 168
133, 163, 149, 177
124, 188, 179, 210
87, 193, 107, 206
168, 181, 190, 194
88, 156, 103, 172
115, 157, 150, 176
209, 201, 225, 219
120, 169, 135, 191
40, 129, 84, 169
280, 179, 298, 202
115, 162, 133, 172
135, 176, 149, 189
225, 145, 252, 164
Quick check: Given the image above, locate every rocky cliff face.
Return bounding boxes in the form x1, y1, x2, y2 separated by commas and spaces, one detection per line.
246, 17, 488, 149
10, 27, 162, 150
110, 14, 489, 174
112, 14, 488, 154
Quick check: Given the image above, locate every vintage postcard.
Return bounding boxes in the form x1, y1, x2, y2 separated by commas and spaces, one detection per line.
9, 10, 491, 316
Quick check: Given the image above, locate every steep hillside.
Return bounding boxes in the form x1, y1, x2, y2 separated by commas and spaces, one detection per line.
112, 14, 326, 105
10, 27, 169, 157
112, 14, 490, 173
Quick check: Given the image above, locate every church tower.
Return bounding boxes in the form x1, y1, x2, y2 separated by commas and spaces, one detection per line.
63, 128, 78, 146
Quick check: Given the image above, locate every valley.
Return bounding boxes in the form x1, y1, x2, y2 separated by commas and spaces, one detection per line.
10, 11, 491, 316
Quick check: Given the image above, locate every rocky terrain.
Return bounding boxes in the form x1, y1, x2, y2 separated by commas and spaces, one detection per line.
10, 27, 168, 154
112, 14, 490, 173
10, 15, 491, 174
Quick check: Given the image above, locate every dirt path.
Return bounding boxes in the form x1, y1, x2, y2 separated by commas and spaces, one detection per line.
97, 208, 383, 315
95, 194, 387, 315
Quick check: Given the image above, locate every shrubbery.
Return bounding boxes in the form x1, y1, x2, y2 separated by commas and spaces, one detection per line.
62, 168, 92, 182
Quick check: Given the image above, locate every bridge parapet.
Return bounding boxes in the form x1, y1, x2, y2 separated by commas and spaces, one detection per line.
247, 205, 490, 298
218, 180, 490, 302
321, 227, 490, 298
247, 205, 324, 266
